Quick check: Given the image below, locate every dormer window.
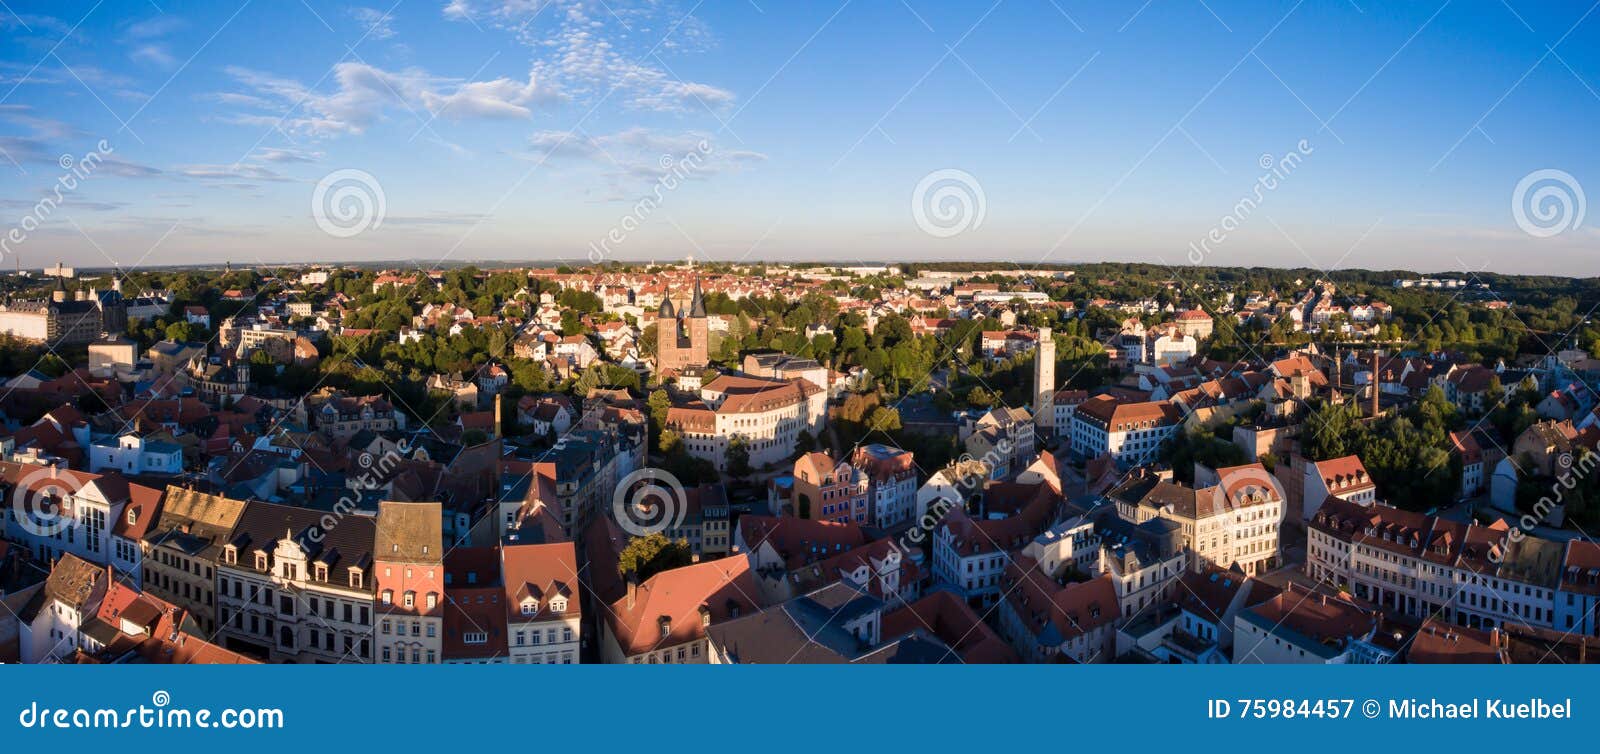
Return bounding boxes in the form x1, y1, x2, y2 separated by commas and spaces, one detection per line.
403, 591, 415, 608
126, 509, 138, 526
425, 593, 438, 609
224, 546, 237, 565
521, 599, 537, 616
315, 563, 328, 582
549, 597, 566, 613
382, 589, 394, 605
254, 552, 267, 570
349, 569, 363, 589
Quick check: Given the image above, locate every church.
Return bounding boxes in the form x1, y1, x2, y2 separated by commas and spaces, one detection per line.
654, 277, 709, 373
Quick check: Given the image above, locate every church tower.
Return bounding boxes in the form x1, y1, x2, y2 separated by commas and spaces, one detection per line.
655, 277, 709, 374
685, 276, 709, 365
1034, 326, 1055, 431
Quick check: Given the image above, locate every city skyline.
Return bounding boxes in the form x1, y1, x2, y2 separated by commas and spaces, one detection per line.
1, 1, 1598, 274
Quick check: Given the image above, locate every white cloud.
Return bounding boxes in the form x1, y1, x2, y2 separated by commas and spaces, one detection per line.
254, 147, 324, 163
176, 164, 291, 182
95, 157, 164, 178
123, 16, 186, 39
122, 16, 184, 69
418, 73, 561, 118
130, 44, 177, 69
349, 7, 398, 40
221, 62, 562, 137
522, 127, 762, 196
444, 0, 733, 113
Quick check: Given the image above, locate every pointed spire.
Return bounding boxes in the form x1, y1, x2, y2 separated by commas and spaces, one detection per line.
689, 275, 706, 318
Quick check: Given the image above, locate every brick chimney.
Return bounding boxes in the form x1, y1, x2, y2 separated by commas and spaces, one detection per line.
1370, 351, 1381, 417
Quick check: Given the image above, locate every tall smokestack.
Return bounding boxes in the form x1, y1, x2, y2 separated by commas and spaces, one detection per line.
1370, 351, 1380, 417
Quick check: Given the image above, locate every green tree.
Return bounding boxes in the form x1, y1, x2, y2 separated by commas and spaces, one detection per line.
616, 533, 693, 581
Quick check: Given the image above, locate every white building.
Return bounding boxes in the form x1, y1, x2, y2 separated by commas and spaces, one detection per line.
851, 444, 918, 528
664, 374, 827, 473
1069, 396, 1182, 468
1307, 497, 1562, 632
88, 433, 184, 476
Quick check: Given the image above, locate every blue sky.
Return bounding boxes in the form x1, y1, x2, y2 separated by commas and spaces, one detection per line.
1, 0, 1597, 274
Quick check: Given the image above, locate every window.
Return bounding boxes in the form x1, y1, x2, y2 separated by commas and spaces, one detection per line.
382, 590, 393, 605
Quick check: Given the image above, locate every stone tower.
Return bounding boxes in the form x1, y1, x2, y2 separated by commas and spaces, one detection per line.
1034, 326, 1055, 430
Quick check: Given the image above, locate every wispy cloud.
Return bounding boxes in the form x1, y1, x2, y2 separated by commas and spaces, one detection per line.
522, 127, 763, 198
176, 163, 291, 182
443, 0, 733, 113
121, 15, 185, 70
219, 62, 563, 138
254, 147, 324, 163
349, 7, 398, 39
